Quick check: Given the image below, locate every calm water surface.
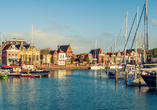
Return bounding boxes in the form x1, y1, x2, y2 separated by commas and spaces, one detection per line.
0, 69, 157, 110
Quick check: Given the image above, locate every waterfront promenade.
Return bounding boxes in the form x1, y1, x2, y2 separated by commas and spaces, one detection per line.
37, 65, 90, 71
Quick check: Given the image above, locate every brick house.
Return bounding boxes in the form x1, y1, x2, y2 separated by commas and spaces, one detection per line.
57, 44, 73, 64
50, 50, 58, 65
2, 39, 40, 66
89, 48, 106, 65
79, 53, 93, 64
2, 44, 20, 66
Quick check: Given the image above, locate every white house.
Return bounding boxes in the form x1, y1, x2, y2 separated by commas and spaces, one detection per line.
58, 49, 67, 65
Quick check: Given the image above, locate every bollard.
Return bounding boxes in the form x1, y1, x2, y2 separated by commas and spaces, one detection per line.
125, 71, 128, 83
100, 68, 102, 78
139, 74, 141, 88
156, 73, 157, 90
115, 69, 117, 82
107, 68, 109, 79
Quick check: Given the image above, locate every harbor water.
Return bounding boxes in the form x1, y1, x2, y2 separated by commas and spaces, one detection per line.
0, 69, 157, 110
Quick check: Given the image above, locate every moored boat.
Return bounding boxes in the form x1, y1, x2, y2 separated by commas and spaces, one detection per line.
90, 65, 105, 70
0, 74, 8, 79
141, 75, 156, 88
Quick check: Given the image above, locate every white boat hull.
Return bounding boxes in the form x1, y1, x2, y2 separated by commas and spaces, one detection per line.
90, 66, 105, 70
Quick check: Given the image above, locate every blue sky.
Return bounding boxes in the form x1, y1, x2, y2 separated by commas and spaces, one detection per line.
0, 0, 157, 54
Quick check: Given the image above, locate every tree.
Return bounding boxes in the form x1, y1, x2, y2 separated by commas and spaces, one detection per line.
51, 55, 54, 63
101, 57, 104, 64
87, 57, 90, 64
71, 56, 75, 64
40, 47, 52, 55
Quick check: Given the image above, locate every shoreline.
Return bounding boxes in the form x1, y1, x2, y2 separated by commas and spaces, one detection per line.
37, 65, 90, 71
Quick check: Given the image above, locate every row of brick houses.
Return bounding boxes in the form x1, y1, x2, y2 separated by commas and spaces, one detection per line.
1, 38, 153, 66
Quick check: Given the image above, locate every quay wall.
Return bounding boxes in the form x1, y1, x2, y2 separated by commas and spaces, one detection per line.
37, 65, 90, 71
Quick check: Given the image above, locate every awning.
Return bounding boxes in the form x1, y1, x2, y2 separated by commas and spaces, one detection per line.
8, 58, 19, 60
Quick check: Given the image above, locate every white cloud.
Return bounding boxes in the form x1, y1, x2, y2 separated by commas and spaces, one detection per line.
151, 19, 157, 26
3, 30, 120, 54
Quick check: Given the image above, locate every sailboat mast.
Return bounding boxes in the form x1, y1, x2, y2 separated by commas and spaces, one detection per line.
124, 10, 128, 65
136, 6, 139, 64
1, 31, 2, 66
31, 25, 33, 64
144, 0, 147, 63
95, 40, 97, 64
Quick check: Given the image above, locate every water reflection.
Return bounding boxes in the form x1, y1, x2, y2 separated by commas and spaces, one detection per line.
52, 70, 72, 79
0, 70, 157, 109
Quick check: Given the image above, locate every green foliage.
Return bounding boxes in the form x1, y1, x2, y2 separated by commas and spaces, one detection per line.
101, 57, 104, 63
152, 48, 157, 57
51, 55, 54, 63
71, 56, 75, 64
40, 47, 51, 55
87, 57, 90, 64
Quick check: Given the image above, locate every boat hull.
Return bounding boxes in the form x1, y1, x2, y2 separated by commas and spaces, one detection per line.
0, 75, 8, 79
141, 75, 156, 87
90, 66, 105, 70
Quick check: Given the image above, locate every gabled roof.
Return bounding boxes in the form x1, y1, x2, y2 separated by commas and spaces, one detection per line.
57, 49, 65, 53
15, 44, 34, 50
89, 48, 101, 55
59, 45, 69, 53
50, 50, 57, 55
2, 44, 12, 51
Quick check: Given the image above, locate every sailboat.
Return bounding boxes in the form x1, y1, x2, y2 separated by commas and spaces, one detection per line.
90, 40, 105, 70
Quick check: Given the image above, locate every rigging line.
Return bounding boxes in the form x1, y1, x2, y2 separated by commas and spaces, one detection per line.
148, 0, 156, 48
108, 13, 127, 67
149, 0, 157, 19
130, 3, 146, 49
123, 13, 137, 51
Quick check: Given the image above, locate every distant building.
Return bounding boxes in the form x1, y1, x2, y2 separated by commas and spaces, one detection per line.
50, 50, 58, 65
2, 38, 40, 66
57, 44, 73, 64
57, 49, 67, 65
2, 44, 20, 66
89, 48, 106, 65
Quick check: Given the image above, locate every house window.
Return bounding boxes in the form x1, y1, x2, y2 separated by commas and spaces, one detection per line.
12, 54, 14, 57
15, 54, 17, 56
55, 55, 57, 59
37, 55, 38, 61
33, 55, 35, 61
26, 56, 27, 61
8, 53, 11, 56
